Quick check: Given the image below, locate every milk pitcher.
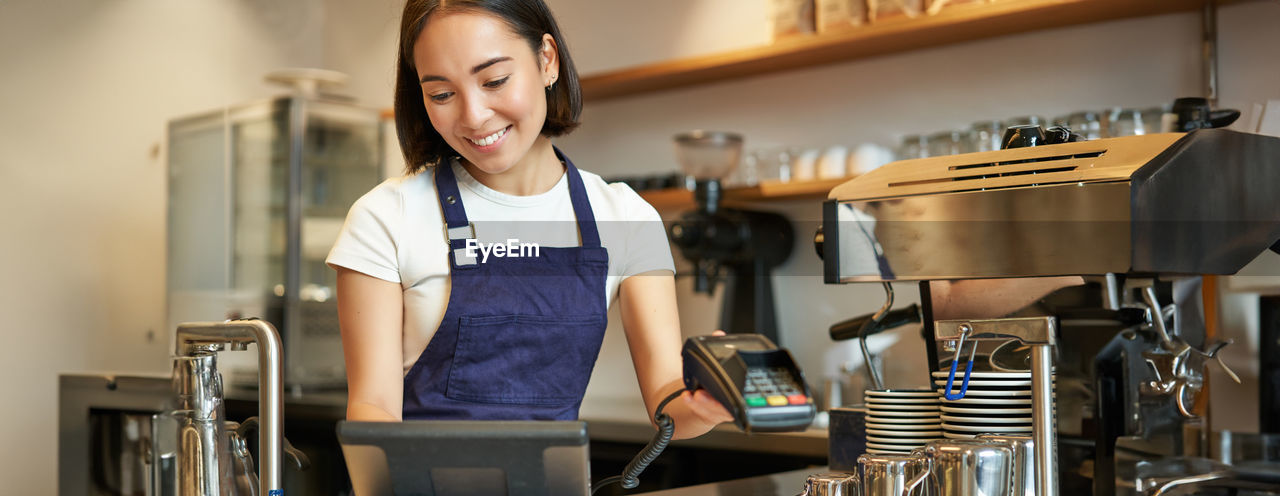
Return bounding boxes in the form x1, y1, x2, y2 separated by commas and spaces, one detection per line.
858, 452, 931, 496
919, 439, 1014, 496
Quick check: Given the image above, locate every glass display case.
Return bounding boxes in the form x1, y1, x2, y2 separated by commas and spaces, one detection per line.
168, 95, 383, 388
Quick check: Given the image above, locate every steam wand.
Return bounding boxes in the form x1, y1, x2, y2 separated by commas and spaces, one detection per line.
857, 282, 894, 391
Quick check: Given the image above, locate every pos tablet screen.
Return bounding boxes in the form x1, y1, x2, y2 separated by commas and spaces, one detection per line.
336, 420, 590, 496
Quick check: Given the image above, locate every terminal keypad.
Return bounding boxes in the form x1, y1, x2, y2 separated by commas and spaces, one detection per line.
742, 367, 807, 407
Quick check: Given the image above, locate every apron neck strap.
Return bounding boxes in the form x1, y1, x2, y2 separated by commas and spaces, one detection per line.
557, 147, 601, 248
433, 148, 602, 249
433, 159, 471, 234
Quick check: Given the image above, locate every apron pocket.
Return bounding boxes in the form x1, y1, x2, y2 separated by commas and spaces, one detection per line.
446, 314, 606, 406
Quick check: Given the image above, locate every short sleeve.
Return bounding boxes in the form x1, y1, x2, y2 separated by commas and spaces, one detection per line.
325, 182, 402, 283
615, 184, 677, 278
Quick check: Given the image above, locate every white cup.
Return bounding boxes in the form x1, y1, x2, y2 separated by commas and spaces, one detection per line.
818, 146, 849, 179
792, 149, 820, 181
848, 143, 894, 176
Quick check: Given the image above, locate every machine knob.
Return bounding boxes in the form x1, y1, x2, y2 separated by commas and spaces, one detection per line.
1170, 96, 1241, 131
1002, 125, 1081, 149
813, 224, 824, 260
1001, 125, 1047, 149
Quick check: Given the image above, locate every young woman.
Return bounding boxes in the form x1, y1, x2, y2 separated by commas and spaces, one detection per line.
326, 0, 732, 439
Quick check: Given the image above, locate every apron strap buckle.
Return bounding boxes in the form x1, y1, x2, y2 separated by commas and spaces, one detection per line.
447, 223, 475, 241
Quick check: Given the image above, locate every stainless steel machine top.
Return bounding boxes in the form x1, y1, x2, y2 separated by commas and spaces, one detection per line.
821, 129, 1280, 282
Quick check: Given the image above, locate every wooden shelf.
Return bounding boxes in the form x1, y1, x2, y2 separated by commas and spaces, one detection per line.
729, 177, 851, 202
580, 0, 1215, 102
639, 177, 852, 211
637, 187, 696, 211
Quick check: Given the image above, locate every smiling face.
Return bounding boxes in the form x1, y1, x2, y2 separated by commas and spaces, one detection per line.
413, 10, 558, 176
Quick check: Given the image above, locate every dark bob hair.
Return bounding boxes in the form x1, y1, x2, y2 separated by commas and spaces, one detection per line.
394, 0, 582, 173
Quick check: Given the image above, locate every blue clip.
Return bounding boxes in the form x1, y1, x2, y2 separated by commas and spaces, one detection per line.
943, 329, 976, 400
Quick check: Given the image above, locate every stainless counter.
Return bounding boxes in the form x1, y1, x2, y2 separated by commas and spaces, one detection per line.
636, 467, 819, 495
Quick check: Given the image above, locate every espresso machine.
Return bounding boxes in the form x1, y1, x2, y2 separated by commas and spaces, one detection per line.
818, 126, 1280, 495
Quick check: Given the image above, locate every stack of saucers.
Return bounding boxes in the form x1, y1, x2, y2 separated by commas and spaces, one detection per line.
932, 371, 1056, 439
863, 389, 943, 454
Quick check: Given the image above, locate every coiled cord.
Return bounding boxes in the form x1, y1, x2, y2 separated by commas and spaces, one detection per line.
590, 389, 684, 495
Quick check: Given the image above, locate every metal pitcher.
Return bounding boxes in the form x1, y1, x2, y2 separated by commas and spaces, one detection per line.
797, 472, 860, 496
921, 439, 1014, 496
859, 453, 930, 496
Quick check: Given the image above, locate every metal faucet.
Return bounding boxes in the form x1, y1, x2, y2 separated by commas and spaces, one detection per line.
173, 319, 284, 496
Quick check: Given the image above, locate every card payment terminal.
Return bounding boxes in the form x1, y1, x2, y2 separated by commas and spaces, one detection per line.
682, 334, 816, 433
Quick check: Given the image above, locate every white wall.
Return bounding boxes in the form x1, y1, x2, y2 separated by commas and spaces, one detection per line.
0, 0, 326, 493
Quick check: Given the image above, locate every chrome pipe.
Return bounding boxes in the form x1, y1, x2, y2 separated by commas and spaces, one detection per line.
175, 320, 284, 496
174, 355, 222, 420
1202, 0, 1219, 105
1031, 344, 1057, 496
284, 96, 306, 393
171, 354, 228, 495
1142, 286, 1176, 349
176, 415, 227, 495
860, 281, 895, 391
1103, 273, 1121, 311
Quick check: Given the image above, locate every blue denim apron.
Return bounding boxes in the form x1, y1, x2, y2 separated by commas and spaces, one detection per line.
402, 149, 610, 420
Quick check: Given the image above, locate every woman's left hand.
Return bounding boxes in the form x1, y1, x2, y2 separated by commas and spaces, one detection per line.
681, 388, 735, 425
680, 329, 735, 426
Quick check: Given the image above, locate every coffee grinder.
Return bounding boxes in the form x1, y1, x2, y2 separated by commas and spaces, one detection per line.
667, 131, 794, 342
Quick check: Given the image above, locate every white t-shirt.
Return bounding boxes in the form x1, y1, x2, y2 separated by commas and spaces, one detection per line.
326, 159, 676, 374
